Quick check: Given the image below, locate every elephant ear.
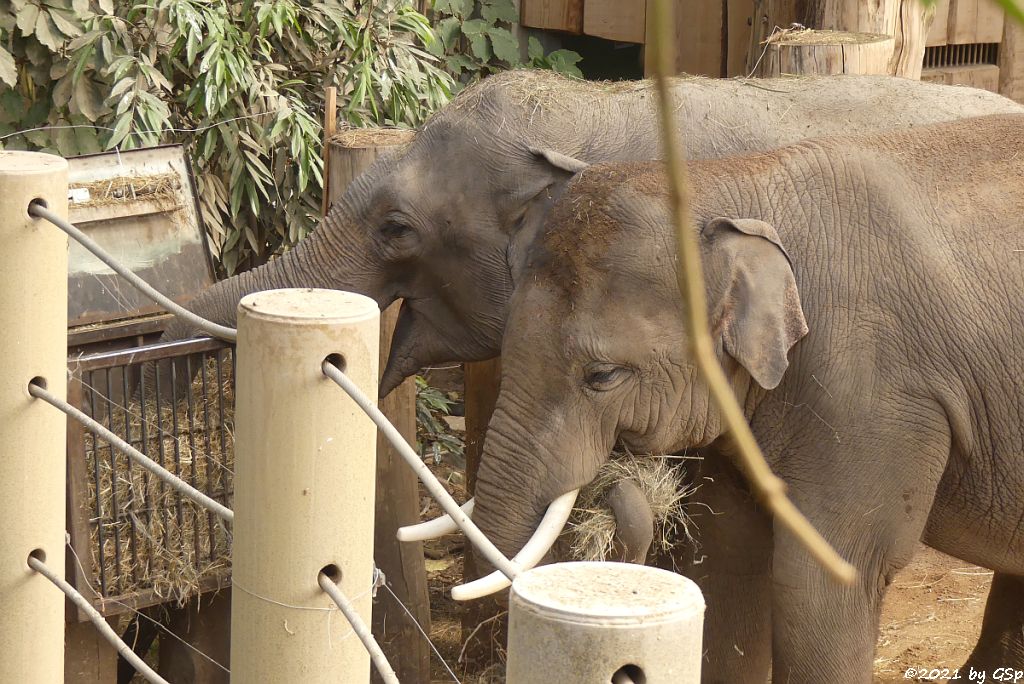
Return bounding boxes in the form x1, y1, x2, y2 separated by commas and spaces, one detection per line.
528, 147, 589, 175
508, 148, 590, 283
701, 217, 808, 390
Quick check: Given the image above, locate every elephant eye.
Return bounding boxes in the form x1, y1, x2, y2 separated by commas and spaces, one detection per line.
584, 364, 631, 391
379, 221, 413, 241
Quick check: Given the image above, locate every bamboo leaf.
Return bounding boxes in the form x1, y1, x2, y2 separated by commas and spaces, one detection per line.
0, 46, 16, 88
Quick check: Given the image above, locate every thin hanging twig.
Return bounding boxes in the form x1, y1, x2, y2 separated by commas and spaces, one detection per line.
647, 0, 856, 586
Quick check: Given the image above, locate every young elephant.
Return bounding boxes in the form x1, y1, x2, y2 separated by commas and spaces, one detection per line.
468, 115, 1024, 682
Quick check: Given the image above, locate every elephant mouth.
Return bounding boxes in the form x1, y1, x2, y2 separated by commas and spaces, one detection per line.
397, 489, 580, 600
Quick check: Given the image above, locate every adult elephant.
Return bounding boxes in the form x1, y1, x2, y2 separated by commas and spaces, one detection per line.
464, 115, 1024, 682
166, 70, 1023, 397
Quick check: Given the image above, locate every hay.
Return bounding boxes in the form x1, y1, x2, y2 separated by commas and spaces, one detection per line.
70, 172, 181, 208
769, 28, 889, 46
83, 356, 234, 608
566, 452, 696, 562
329, 126, 416, 148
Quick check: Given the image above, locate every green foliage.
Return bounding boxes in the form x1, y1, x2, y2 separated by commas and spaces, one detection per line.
428, 0, 582, 83
0, 0, 453, 275
414, 375, 465, 466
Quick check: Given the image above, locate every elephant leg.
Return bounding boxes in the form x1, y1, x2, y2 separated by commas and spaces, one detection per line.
962, 572, 1024, 669
608, 479, 656, 564
156, 590, 231, 684
117, 611, 160, 684
667, 453, 773, 684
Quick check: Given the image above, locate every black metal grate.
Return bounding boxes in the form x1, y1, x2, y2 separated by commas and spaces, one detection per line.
67, 338, 235, 615
924, 43, 999, 69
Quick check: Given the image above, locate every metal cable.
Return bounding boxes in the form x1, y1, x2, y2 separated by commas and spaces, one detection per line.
322, 360, 518, 580
27, 553, 170, 684
317, 572, 399, 684
29, 382, 234, 522
29, 203, 237, 342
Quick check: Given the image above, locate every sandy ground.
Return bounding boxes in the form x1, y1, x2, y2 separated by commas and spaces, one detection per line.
423, 538, 992, 683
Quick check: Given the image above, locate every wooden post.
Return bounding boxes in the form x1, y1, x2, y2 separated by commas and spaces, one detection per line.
231, 289, 380, 683
507, 563, 705, 683
0, 151, 68, 684
749, 0, 933, 79
459, 358, 506, 669
1000, 13, 1024, 103
321, 87, 338, 218
327, 128, 430, 684
756, 29, 897, 76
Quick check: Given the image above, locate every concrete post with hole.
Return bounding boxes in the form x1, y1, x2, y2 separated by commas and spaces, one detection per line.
507, 562, 706, 683
230, 289, 380, 682
0, 151, 69, 682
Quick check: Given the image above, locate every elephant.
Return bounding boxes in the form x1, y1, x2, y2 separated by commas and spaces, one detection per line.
166, 70, 1024, 398
150, 73, 1023, 682
464, 114, 1024, 682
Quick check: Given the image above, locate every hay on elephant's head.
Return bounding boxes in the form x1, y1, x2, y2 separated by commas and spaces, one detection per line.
566, 452, 696, 562
83, 357, 234, 607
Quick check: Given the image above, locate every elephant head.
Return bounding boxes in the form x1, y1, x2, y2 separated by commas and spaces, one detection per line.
466, 161, 808, 580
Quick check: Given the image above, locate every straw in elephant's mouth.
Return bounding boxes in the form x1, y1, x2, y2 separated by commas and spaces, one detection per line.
565, 451, 697, 562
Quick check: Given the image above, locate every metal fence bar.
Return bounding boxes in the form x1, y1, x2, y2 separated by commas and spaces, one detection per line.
318, 571, 399, 684
27, 553, 170, 684
29, 382, 234, 523
28, 202, 237, 342
322, 360, 519, 581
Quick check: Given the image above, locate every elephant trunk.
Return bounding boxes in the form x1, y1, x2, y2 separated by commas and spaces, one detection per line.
163, 231, 348, 342
469, 401, 609, 579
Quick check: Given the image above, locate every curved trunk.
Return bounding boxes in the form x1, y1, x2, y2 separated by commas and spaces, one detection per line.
471, 401, 609, 572
164, 222, 376, 343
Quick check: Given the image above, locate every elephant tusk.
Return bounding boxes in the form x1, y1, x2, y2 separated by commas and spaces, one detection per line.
396, 499, 476, 542
450, 489, 579, 602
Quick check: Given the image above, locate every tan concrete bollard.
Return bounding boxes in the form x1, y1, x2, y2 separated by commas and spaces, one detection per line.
230, 289, 379, 683
0, 152, 68, 683
507, 561, 705, 683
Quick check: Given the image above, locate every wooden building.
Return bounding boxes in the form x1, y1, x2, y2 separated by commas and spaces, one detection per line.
515, 0, 1024, 101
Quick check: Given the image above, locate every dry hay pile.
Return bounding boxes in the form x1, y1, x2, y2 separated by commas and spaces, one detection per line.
83, 357, 234, 607
566, 452, 695, 562
70, 172, 181, 209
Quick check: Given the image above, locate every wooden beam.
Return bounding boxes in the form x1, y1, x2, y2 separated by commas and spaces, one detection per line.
320, 87, 337, 218
459, 357, 505, 672
948, 0, 1004, 44
927, 0, 951, 45
922, 63, 1001, 90
584, 0, 646, 43
645, 0, 726, 77
327, 128, 431, 684
520, 0, 584, 33
727, 0, 754, 76
999, 12, 1024, 103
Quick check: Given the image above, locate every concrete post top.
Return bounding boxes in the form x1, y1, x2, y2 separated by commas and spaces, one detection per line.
511, 561, 705, 625
239, 288, 379, 324
0, 151, 68, 174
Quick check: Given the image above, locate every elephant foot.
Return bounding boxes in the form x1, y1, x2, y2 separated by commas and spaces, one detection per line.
961, 572, 1024, 670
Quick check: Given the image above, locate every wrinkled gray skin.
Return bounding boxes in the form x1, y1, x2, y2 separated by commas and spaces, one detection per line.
165, 71, 1024, 398
472, 115, 1024, 682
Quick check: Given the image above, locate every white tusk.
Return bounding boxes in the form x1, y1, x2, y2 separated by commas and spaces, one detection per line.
397, 499, 476, 542
450, 489, 579, 602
